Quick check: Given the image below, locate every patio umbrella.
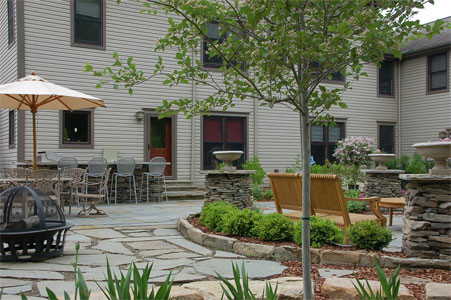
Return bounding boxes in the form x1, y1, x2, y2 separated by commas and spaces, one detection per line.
0, 72, 106, 170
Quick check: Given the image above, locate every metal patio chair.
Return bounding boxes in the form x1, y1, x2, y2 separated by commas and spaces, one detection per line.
57, 156, 78, 172
140, 156, 168, 203
86, 157, 109, 204
111, 157, 138, 204
61, 167, 87, 214
75, 168, 111, 216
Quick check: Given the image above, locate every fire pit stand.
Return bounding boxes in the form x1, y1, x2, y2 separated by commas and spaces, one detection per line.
0, 186, 73, 262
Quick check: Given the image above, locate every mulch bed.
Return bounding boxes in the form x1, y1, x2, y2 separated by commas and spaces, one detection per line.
189, 217, 407, 258
189, 217, 451, 299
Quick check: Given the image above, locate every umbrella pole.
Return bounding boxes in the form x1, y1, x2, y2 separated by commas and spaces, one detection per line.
32, 110, 37, 171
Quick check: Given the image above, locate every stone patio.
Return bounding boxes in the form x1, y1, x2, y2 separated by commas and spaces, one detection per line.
0, 200, 404, 298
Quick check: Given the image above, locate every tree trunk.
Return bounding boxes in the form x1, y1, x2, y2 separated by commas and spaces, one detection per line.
300, 101, 312, 299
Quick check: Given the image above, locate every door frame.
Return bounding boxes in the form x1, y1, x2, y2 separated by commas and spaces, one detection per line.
144, 111, 177, 179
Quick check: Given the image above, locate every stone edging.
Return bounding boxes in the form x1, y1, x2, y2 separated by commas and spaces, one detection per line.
177, 218, 450, 270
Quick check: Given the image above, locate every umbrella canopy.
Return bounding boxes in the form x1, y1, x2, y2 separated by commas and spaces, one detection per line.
0, 72, 106, 170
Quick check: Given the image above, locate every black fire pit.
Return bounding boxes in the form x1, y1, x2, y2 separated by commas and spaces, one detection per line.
0, 185, 73, 262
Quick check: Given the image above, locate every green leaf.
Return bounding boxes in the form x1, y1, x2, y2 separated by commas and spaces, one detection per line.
46, 288, 58, 300
338, 102, 347, 109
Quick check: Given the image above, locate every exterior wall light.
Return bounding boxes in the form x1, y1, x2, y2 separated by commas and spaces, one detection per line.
135, 111, 144, 121
439, 131, 448, 139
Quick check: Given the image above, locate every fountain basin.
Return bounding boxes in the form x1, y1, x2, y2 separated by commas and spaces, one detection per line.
368, 153, 395, 170
412, 141, 451, 175
213, 151, 244, 171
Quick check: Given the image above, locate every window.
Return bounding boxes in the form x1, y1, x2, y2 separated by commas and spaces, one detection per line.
428, 52, 448, 92
379, 124, 395, 154
312, 62, 345, 82
203, 116, 246, 169
61, 111, 93, 147
202, 22, 224, 69
311, 122, 345, 165
73, 0, 104, 47
7, 0, 14, 45
9, 110, 15, 147
378, 60, 394, 96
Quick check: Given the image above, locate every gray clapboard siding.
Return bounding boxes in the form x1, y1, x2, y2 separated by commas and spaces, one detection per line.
400, 52, 451, 155
0, 0, 17, 167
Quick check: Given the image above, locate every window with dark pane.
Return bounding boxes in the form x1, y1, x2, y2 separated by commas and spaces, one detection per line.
330, 71, 345, 82
311, 62, 345, 82
379, 60, 394, 96
9, 110, 15, 146
63, 111, 91, 144
428, 53, 448, 91
203, 116, 246, 169
74, 0, 103, 45
379, 125, 395, 154
311, 122, 344, 165
7, 0, 14, 45
151, 118, 166, 148
202, 22, 224, 69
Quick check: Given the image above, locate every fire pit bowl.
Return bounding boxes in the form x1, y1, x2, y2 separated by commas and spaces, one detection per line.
0, 186, 73, 262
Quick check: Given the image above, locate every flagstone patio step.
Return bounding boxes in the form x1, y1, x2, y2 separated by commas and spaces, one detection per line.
165, 180, 196, 186
165, 185, 201, 191
165, 190, 205, 200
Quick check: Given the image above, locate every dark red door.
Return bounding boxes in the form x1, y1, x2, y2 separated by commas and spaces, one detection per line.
150, 117, 172, 176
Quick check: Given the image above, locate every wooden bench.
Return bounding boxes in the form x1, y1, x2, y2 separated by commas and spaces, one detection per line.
267, 172, 387, 232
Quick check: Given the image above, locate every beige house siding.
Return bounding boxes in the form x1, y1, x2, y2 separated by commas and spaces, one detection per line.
400, 50, 451, 156
0, 0, 18, 167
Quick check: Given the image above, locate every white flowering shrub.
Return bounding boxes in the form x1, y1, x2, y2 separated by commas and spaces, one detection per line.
333, 136, 377, 167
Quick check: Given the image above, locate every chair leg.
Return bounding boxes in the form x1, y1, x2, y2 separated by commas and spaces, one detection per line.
146, 175, 150, 203
163, 176, 168, 202
114, 174, 118, 205
139, 173, 145, 201
132, 175, 137, 204
128, 176, 132, 203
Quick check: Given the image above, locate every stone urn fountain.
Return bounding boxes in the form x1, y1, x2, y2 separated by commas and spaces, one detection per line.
368, 153, 395, 170
213, 150, 244, 171
203, 150, 254, 209
413, 141, 451, 175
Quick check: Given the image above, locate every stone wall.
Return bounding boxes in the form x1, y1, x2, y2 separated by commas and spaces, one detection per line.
400, 174, 451, 261
363, 170, 405, 198
204, 170, 254, 209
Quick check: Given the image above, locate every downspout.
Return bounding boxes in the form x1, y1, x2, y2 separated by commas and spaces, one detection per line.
16, 0, 25, 164
190, 49, 196, 182
253, 98, 258, 157
398, 59, 402, 157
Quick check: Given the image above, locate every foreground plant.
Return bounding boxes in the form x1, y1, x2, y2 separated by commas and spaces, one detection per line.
353, 259, 401, 300
216, 262, 278, 300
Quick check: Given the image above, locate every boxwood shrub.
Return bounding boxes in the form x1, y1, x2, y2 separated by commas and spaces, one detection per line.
254, 213, 294, 242
221, 208, 262, 237
200, 201, 238, 232
346, 220, 393, 250
293, 216, 343, 248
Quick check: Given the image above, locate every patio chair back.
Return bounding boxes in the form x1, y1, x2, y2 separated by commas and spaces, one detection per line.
117, 157, 136, 175
57, 156, 78, 171
88, 157, 108, 176
147, 157, 166, 176
30, 169, 61, 205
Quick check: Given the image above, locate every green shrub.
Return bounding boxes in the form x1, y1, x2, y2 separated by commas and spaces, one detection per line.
254, 213, 294, 242
405, 153, 428, 174
346, 201, 366, 213
262, 189, 273, 200
252, 183, 263, 201
200, 201, 238, 232
293, 216, 343, 248
221, 209, 263, 237
346, 221, 393, 250
242, 156, 266, 185
216, 162, 226, 170
344, 189, 361, 199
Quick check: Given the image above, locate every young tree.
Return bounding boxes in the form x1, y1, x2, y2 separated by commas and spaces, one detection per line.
86, 1, 447, 298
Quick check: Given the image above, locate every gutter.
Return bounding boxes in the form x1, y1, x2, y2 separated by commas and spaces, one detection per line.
190, 49, 196, 182
16, 0, 25, 163
253, 98, 258, 157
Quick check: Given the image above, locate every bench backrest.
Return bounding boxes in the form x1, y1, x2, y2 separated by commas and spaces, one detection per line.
267, 172, 351, 225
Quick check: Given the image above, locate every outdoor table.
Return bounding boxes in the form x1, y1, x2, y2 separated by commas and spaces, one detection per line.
376, 197, 406, 226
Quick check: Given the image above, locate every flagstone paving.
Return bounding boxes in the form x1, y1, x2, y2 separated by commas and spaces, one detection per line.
0, 200, 403, 298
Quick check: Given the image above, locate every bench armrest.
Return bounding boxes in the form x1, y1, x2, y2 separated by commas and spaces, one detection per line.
344, 196, 386, 227
344, 196, 381, 203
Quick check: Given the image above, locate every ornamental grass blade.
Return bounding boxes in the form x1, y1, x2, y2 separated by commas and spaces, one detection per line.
20, 292, 28, 300
76, 269, 91, 300
154, 271, 174, 300
215, 270, 238, 299
46, 288, 58, 300
233, 263, 244, 299
265, 282, 278, 300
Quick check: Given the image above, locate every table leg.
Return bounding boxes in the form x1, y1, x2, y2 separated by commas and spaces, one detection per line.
389, 208, 393, 226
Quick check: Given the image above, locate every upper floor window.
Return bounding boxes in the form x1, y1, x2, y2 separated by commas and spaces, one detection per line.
73, 0, 105, 48
9, 110, 15, 147
7, 0, 14, 45
428, 52, 448, 93
202, 22, 225, 69
311, 122, 345, 165
61, 110, 94, 148
378, 124, 395, 154
378, 60, 394, 96
312, 62, 345, 83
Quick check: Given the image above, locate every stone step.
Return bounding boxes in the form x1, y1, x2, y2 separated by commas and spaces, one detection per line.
166, 190, 205, 200
165, 180, 195, 186
165, 185, 200, 191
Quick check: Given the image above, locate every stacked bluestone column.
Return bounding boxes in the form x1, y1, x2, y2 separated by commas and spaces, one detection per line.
363, 169, 405, 198
400, 174, 451, 260
203, 170, 255, 209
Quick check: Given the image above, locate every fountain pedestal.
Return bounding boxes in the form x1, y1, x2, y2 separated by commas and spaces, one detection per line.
362, 169, 405, 198
203, 170, 255, 209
